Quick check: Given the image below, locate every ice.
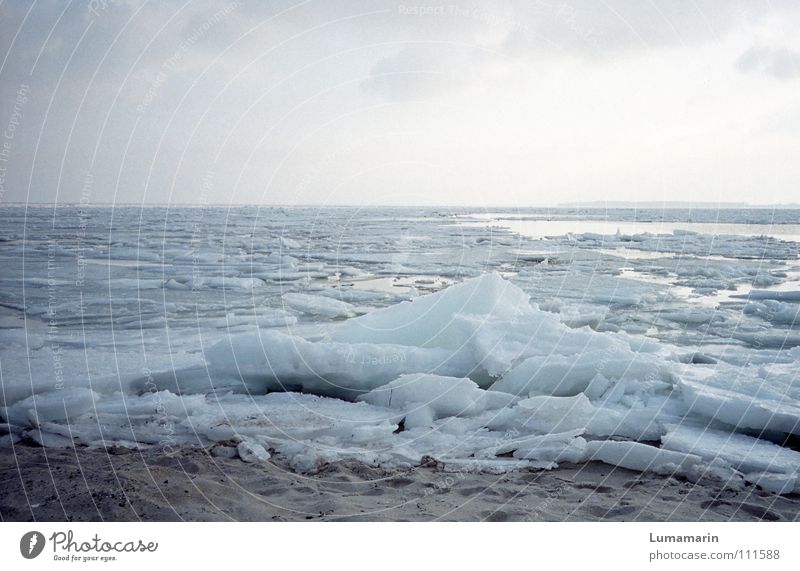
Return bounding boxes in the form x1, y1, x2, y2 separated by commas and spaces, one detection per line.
733, 290, 800, 302
237, 438, 271, 463
730, 331, 800, 349
489, 429, 582, 456
590, 288, 642, 307
659, 309, 724, 325
211, 310, 298, 329
333, 272, 531, 338
584, 440, 703, 475
510, 432, 588, 463
490, 349, 671, 398
205, 330, 469, 398
0, 433, 21, 448
280, 236, 302, 249
92, 390, 206, 418
335, 272, 638, 379
679, 378, 800, 435
25, 428, 77, 449
315, 288, 386, 304
439, 458, 546, 474
503, 394, 621, 436
282, 292, 358, 319
556, 305, 610, 329
3, 206, 800, 492
743, 300, 800, 326
742, 472, 798, 495
573, 230, 798, 260
1, 388, 99, 426
358, 374, 516, 422
164, 276, 266, 290
662, 424, 800, 478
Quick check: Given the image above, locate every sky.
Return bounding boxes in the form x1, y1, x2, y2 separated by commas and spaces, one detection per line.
0, 0, 799, 207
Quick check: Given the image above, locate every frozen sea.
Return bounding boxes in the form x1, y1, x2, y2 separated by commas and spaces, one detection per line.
1, 205, 800, 494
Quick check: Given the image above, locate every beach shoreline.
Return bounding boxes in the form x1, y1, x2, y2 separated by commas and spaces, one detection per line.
2, 445, 796, 522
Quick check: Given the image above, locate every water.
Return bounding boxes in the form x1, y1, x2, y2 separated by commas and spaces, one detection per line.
464, 212, 800, 243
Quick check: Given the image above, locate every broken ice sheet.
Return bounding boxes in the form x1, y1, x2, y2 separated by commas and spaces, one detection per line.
2, 206, 800, 495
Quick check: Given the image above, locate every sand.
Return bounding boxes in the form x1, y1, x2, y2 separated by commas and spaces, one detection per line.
1, 444, 797, 522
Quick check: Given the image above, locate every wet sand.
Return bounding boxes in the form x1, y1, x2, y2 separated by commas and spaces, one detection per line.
1, 445, 797, 522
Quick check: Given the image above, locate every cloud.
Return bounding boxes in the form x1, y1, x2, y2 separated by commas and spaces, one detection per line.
736, 46, 800, 79
2, 0, 800, 205
361, 46, 493, 101
500, 0, 755, 58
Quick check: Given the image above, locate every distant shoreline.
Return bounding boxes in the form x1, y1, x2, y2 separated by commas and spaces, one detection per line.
2, 202, 799, 209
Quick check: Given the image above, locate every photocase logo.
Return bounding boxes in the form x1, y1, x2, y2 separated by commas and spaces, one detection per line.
20, 531, 45, 559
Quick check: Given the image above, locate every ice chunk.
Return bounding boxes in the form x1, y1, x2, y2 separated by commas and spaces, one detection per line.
733, 290, 800, 302
679, 379, 800, 435
439, 458, 544, 474
164, 278, 190, 290
358, 374, 516, 419
558, 306, 609, 329
93, 390, 206, 418
403, 406, 435, 428
659, 309, 723, 325
591, 288, 641, 307
25, 428, 76, 448
0, 433, 21, 448
332, 272, 533, 348
211, 310, 297, 329
514, 437, 588, 463
490, 349, 669, 397
743, 472, 798, 495
495, 394, 621, 436
662, 423, 800, 477
489, 392, 670, 441
488, 429, 584, 456
283, 292, 357, 318
1, 388, 98, 427
205, 331, 469, 398
280, 236, 301, 249
730, 331, 800, 349
164, 276, 266, 290
237, 439, 271, 463
585, 440, 702, 474
743, 300, 800, 326
211, 444, 239, 459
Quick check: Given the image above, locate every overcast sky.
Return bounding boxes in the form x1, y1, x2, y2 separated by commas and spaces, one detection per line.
1, 0, 799, 207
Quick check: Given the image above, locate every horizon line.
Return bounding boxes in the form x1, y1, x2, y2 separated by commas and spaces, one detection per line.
3, 201, 800, 209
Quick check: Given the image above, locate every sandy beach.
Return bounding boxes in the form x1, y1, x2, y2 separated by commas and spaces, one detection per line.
2, 444, 797, 522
